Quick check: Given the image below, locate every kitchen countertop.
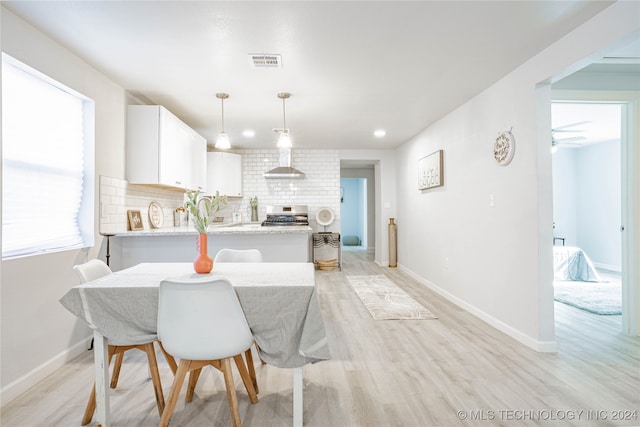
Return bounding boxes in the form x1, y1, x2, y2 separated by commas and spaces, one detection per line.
109, 223, 313, 237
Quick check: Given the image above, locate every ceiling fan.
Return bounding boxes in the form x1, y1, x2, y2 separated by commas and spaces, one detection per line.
551, 121, 589, 148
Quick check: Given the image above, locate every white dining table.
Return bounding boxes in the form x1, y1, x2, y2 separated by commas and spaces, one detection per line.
59, 262, 330, 427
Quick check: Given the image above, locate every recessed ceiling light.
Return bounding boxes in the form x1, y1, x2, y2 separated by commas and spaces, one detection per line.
243, 129, 255, 137
374, 129, 386, 138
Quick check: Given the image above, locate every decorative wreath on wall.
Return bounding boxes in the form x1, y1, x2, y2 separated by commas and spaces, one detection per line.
493, 128, 515, 166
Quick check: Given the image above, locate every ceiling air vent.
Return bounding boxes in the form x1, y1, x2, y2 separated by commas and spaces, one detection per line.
249, 54, 282, 69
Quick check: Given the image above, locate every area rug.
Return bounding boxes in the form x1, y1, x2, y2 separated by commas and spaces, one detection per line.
346, 275, 437, 320
554, 280, 621, 315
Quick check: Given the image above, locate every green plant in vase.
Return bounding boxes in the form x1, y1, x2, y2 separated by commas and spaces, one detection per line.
184, 190, 228, 233
184, 190, 228, 273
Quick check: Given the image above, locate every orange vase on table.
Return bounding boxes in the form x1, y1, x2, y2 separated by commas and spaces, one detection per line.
194, 234, 213, 274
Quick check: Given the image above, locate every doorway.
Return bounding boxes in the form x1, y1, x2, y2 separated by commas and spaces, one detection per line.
340, 178, 367, 250
551, 102, 623, 319
546, 32, 640, 336
340, 163, 376, 253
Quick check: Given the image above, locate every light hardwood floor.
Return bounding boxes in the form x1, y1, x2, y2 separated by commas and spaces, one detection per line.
2, 250, 639, 426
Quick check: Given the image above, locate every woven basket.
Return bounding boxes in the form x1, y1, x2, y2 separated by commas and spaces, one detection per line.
316, 259, 337, 270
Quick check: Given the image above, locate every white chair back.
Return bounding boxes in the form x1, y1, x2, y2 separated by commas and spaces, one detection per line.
73, 259, 112, 283
214, 248, 263, 263
158, 277, 254, 361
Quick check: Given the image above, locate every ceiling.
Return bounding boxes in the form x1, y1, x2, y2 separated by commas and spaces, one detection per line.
552, 102, 621, 148
3, 1, 619, 150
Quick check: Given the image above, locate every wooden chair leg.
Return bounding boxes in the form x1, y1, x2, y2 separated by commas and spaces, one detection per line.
157, 341, 178, 375
81, 345, 116, 426
142, 342, 165, 416
244, 348, 259, 394
233, 354, 258, 404
185, 368, 202, 403
158, 360, 191, 427
110, 351, 125, 388
81, 383, 97, 426
221, 358, 243, 427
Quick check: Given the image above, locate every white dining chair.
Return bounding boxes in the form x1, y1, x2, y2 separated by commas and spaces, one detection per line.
214, 248, 263, 263
73, 259, 172, 425
157, 277, 258, 427
213, 248, 265, 389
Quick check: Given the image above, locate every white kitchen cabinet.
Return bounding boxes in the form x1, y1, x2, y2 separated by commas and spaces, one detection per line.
127, 105, 204, 190
207, 152, 242, 197
189, 130, 207, 192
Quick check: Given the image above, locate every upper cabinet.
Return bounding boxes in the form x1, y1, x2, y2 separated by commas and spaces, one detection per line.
207, 152, 242, 197
127, 105, 206, 191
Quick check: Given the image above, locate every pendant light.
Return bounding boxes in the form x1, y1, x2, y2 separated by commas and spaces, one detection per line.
276, 92, 292, 148
215, 93, 231, 149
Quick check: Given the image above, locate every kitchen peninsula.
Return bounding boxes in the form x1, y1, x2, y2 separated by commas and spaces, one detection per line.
106, 223, 312, 271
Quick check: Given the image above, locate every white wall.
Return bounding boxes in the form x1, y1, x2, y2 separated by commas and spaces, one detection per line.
1, 8, 127, 403
394, 1, 640, 351
577, 140, 622, 269
552, 147, 579, 245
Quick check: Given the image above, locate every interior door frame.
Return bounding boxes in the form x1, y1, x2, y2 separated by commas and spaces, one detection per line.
552, 89, 639, 335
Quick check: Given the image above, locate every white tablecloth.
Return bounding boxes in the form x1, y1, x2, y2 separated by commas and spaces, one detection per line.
60, 262, 330, 368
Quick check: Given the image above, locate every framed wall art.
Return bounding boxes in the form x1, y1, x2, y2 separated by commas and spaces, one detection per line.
127, 210, 144, 231
418, 149, 444, 190
494, 129, 515, 166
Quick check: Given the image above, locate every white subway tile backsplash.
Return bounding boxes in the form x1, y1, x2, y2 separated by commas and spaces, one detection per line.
235, 149, 340, 230
99, 175, 184, 233
99, 149, 340, 233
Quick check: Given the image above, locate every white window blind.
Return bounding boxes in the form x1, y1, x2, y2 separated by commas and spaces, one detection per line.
2, 55, 91, 258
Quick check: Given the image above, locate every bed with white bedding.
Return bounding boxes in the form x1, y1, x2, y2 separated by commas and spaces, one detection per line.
553, 246, 601, 282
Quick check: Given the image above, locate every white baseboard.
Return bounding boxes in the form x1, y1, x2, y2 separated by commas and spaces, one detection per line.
593, 262, 622, 272
398, 264, 557, 353
0, 336, 91, 407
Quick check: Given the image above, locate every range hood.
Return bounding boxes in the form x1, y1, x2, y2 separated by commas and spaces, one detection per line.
264, 148, 305, 178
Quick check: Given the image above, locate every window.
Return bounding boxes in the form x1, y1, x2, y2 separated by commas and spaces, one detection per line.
2, 53, 94, 259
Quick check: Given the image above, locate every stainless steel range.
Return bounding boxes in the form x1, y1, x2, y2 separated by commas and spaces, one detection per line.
262, 205, 309, 226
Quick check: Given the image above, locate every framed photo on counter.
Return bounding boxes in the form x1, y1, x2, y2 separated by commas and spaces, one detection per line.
127, 210, 144, 231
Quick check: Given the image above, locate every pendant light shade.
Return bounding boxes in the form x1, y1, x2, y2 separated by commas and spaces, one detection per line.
216, 132, 230, 149
277, 132, 292, 148
276, 93, 292, 148
215, 93, 231, 149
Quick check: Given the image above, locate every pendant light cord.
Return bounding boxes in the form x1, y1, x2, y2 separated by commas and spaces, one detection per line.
282, 96, 286, 131
221, 97, 225, 133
